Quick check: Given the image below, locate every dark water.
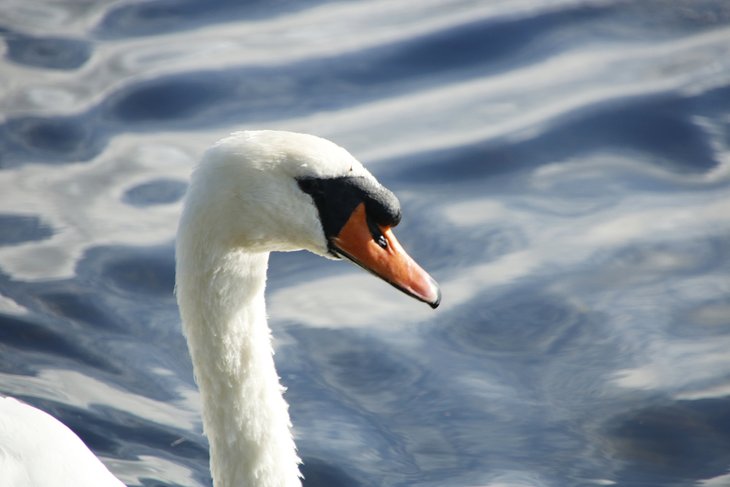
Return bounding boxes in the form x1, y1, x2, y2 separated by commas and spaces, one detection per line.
2, 1, 730, 486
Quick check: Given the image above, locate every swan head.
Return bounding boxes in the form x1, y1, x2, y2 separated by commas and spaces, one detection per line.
183, 130, 440, 308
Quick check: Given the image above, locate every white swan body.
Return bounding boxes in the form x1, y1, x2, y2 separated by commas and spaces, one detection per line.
0, 130, 440, 487
0, 396, 123, 487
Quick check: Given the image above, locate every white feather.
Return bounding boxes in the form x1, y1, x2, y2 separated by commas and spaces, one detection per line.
0, 130, 387, 487
0, 396, 124, 487
175, 130, 375, 486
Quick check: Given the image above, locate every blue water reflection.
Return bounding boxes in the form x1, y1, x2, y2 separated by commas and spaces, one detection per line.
3, 33, 91, 70
1, 0, 730, 486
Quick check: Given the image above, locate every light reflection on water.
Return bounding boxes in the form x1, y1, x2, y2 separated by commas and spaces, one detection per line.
1, 1, 730, 486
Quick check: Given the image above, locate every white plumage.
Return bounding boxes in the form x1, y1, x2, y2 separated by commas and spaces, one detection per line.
0, 130, 439, 487
0, 396, 124, 487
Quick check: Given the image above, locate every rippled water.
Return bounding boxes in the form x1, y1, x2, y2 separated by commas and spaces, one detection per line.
2, 1, 730, 486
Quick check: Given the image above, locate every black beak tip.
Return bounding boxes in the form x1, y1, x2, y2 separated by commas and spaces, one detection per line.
427, 277, 441, 309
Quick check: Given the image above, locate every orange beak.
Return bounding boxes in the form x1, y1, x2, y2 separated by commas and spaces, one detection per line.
329, 203, 441, 308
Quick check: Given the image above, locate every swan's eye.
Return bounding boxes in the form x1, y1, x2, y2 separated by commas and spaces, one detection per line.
297, 175, 401, 249
366, 215, 388, 249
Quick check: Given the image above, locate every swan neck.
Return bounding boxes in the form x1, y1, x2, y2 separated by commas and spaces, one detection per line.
176, 242, 301, 487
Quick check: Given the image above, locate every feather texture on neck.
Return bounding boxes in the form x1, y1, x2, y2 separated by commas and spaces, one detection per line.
176, 205, 301, 487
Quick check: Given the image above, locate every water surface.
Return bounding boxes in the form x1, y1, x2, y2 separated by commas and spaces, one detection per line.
1, 1, 730, 486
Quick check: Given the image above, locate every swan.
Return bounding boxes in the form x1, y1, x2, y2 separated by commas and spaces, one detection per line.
0, 130, 440, 487
0, 395, 125, 486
